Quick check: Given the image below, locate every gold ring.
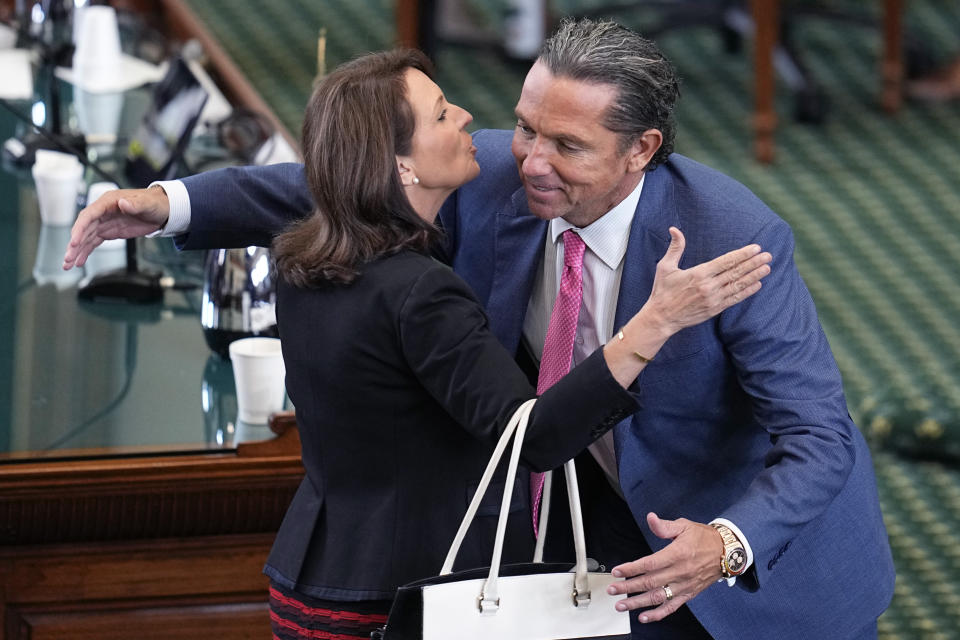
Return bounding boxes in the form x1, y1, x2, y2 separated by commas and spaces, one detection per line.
662, 585, 674, 601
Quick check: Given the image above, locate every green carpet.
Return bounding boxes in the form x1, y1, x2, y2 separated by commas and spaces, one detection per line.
183, 1, 960, 637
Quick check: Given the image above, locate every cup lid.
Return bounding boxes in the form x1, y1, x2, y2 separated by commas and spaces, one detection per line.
32, 149, 83, 173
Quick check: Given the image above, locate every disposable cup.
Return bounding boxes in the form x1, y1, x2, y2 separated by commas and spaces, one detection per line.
72, 6, 122, 89
32, 150, 83, 226
229, 337, 286, 424
82, 239, 126, 281
86, 180, 118, 203
75, 88, 124, 141
85, 182, 125, 250
33, 225, 83, 289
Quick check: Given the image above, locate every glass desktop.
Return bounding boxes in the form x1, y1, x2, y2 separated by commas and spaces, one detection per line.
0, 71, 245, 462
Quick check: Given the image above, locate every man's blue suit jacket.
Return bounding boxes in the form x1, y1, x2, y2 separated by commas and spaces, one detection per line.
181, 129, 894, 640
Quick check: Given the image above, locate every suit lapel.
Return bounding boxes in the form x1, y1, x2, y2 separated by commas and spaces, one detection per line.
613, 167, 679, 330
613, 167, 679, 459
486, 189, 549, 354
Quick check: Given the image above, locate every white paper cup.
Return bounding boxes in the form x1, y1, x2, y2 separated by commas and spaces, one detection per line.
33, 225, 83, 289
85, 182, 126, 250
32, 150, 83, 226
75, 88, 124, 142
72, 6, 122, 90
229, 337, 286, 424
86, 180, 118, 203
81, 240, 127, 282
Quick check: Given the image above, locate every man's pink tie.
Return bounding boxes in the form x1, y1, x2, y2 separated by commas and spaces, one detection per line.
531, 230, 586, 535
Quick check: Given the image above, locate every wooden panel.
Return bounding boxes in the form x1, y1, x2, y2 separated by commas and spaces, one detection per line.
0, 536, 271, 602
0, 428, 303, 546
1, 535, 275, 640
0, 430, 302, 638
0, 482, 296, 544
7, 601, 269, 640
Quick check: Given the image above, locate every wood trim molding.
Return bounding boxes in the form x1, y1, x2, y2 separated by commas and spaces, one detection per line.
0, 442, 303, 545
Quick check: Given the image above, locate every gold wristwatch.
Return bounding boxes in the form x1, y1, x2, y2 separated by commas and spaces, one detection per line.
711, 523, 747, 578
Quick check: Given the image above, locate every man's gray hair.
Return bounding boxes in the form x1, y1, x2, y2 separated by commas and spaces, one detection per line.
537, 18, 680, 170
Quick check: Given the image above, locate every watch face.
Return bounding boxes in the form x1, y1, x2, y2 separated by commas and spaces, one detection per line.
726, 548, 747, 575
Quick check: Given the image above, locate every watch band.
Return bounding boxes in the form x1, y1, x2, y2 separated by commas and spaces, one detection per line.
711, 523, 747, 578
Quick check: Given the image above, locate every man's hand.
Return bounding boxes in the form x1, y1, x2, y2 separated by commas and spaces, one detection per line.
606, 512, 725, 624
61, 185, 171, 270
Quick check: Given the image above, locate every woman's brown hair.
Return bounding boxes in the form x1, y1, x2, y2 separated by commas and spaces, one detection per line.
272, 49, 441, 286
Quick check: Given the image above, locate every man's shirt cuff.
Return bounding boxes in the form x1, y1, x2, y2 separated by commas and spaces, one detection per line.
145, 179, 191, 237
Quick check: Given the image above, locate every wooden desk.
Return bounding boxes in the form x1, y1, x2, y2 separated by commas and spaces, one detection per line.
0, 425, 303, 640
751, 0, 904, 163
0, 2, 307, 636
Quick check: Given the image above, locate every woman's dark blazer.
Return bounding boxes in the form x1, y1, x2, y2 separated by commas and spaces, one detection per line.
266, 250, 638, 601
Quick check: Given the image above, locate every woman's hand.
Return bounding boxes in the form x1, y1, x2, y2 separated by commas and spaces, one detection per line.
604, 227, 771, 387
642, 226, 772, 339
62, 185, 170, 270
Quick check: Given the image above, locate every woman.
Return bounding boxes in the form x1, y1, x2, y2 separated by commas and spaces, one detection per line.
267, 50, 770, 639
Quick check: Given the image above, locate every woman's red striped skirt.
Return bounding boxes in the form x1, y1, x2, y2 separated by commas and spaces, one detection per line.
269, 581, 391, 640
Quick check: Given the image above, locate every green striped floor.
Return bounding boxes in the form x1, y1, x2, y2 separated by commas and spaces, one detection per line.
184, 1, 960, 637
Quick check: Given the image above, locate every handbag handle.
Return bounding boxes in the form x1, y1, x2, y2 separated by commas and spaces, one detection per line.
439, 399, 592, 612
534, 462, 590, 589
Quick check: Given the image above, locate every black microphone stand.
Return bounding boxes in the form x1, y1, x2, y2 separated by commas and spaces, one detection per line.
4, 0, 84, 166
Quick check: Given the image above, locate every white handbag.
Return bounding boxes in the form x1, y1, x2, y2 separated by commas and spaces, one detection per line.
377, 399, 631, 640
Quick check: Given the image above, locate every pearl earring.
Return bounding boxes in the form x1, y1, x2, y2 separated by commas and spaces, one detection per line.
412, 177, 420, 185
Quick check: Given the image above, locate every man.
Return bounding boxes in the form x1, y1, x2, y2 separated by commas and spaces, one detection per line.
63, 18, 894, 640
